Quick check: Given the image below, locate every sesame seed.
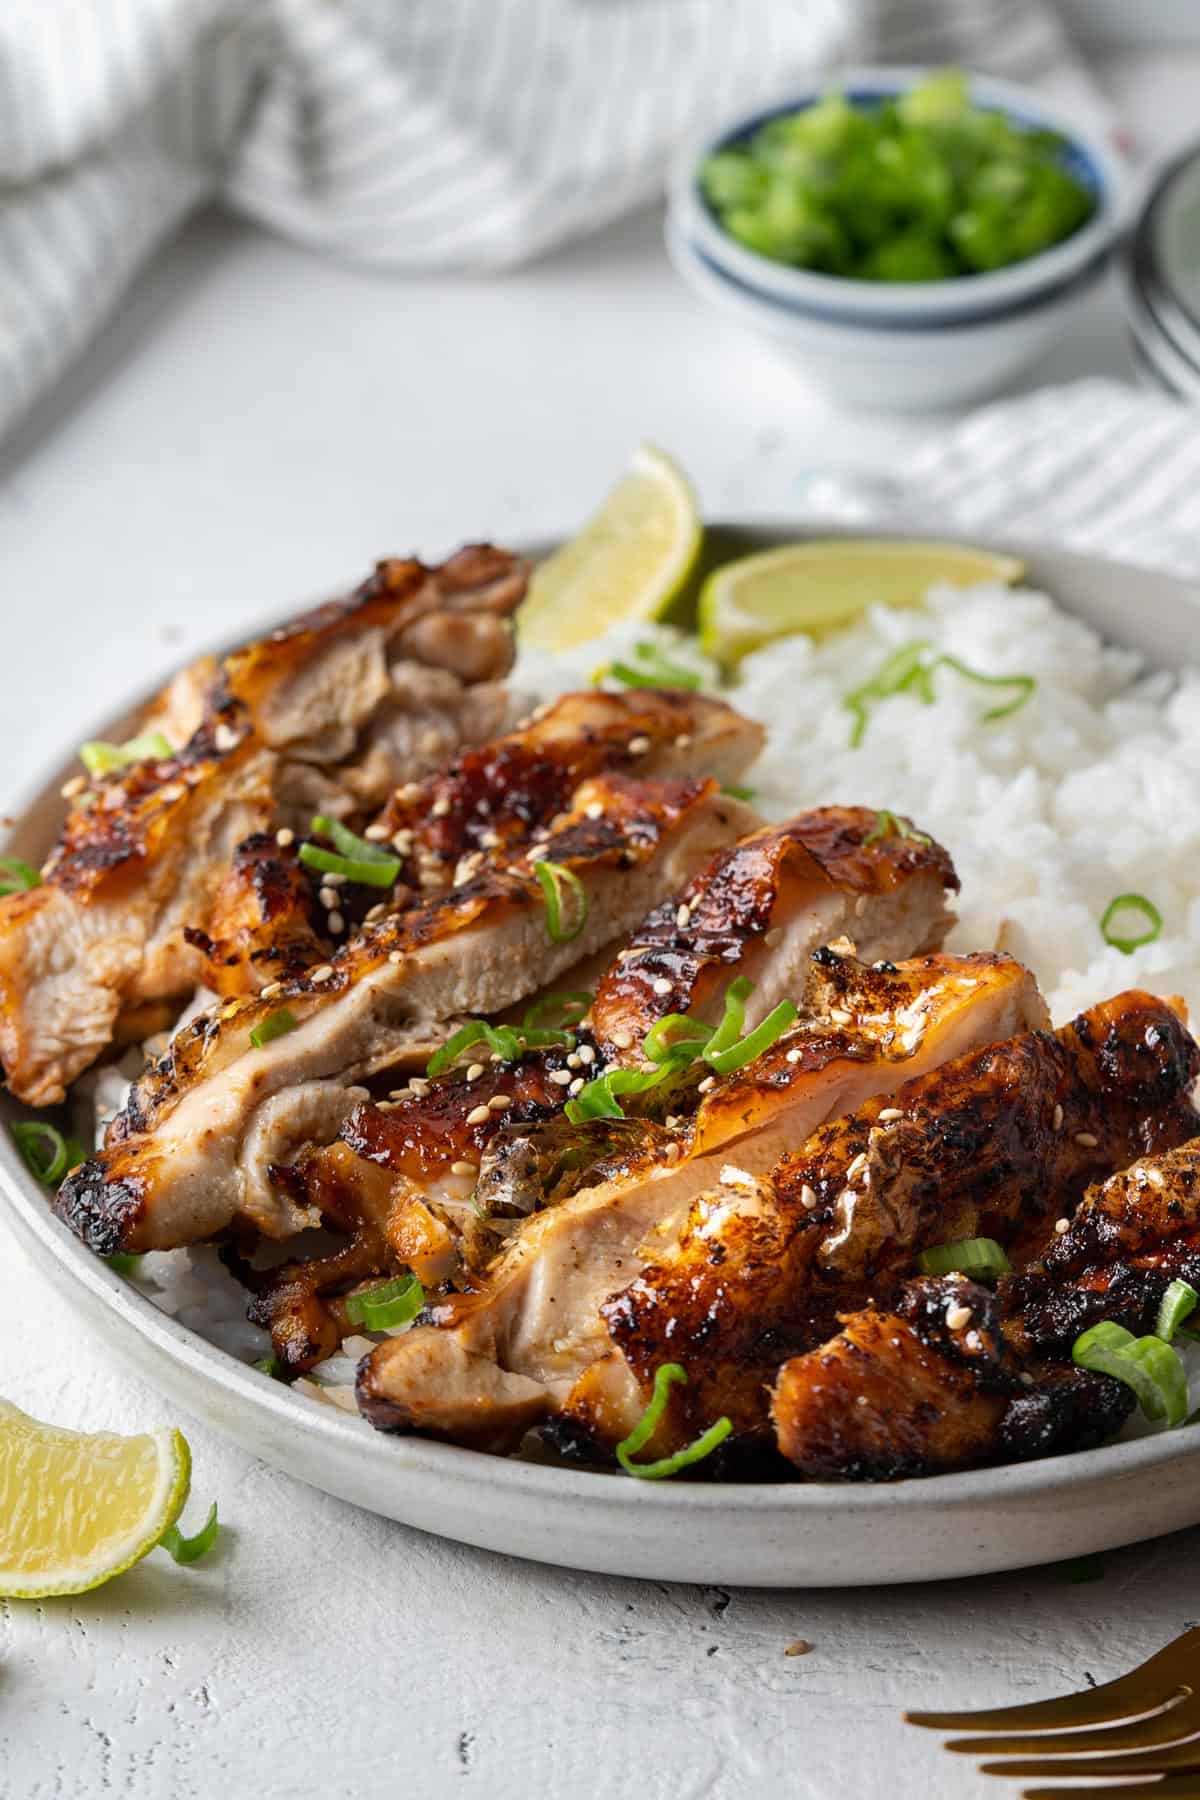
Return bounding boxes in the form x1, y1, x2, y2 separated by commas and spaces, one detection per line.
396, 782, 421, 803
611, 1030, 634, 1049
450, 1160, 478, 1178
549, 1069, 573, 1086
568, 1078, 585, 1097
828, 935, 856, 957
61, 775, 86, 799
260, 980, 283, 1000
577, 1044, 596, 1065
674, 733, 692, 749
388, 950, 404, 965
364, 823, 390, 841
214, 722, 239, 752
785, 1049, 802, 1065
479, 829, 502, 849
854, 895, 868, 917
665, 1142, 682, 1162
652, 978, 672, 996
566, 1053, 581, 1069
964, 1329, 982, 1351
409, 1078, 430, 1097
1052, 1103, 1064, 1131
221, 1002, 240, 1020
392, 831, 414, 853
159, 782, 185, 804
319, 886, 338, 909
945, 1303, 972, 1331
488, 1094, 512, 1112
676, 903, 692, 929
309, 964, 334, 983
364, 903, 386, 923
327, 910, 345, 934
1054, 1217, 1070, 1235
465, 1062, 484, 1082
431, 797, 451, 818
584, 802, 604, 821
665, 1115, 680, 1130
846, 1151, 868, 1180
829, 1008, 853, 1026
800, 1184, 818, 1211
628, 735, 651, 755
1075, 1131, 1099, 1148
878, 1107, 903, 1122
275, 827, 295, 847
488, 1052, 504, 1063
698, 1074, 716, 1092
323, 871, 347, 887
389, 1088, 412, 1102
466, 1105, 491, 1126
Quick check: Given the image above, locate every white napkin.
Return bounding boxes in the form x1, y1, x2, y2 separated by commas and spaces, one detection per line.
0, 0, 1092, 440
802, 378, 1200, 577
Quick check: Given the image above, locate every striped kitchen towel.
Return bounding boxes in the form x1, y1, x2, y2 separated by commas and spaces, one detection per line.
800, 378, 1200, 576
1, 0, 1093, 442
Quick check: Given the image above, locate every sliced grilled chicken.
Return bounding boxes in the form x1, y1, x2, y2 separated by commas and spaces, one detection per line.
367, 688, 765, 896
355, 952, 1045, 1445
596, 992, 1200, 1450
185, 832, 329, 998
0, 547, 528, 1103
242, 814, 957, 1367
56, 776, 753, 1255
771, 1277, 1134, 1480
1010, 1137, 1200, 1356
589, 807, 957, 1058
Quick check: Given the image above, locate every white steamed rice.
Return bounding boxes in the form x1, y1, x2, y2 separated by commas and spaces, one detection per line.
133, 578, 1200, 1419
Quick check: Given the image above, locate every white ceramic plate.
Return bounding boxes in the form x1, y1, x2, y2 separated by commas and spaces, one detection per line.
3, 522, 1200, 1589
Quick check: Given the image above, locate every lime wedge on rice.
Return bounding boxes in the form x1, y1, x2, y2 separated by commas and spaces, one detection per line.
0, 1397, 191, 1597
698, 539, 1024, 667
518, 446, 702, 652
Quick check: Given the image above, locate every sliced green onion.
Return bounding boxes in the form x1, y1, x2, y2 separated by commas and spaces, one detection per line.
344, 1273, 425, 1330
534, 860, 588, 944
642, 1012, 712, 1065
523, 991, 594, 1033
936, 654, 1036, 724
864, 809, 932, 847
844, 640, 1035, 747
427, 1019, 523, 1077
79, 732, 173, 777
563, 1058, 688, 1124
721, 783, 756, 801
1156, 1279, 1199, 1343
1073, 1320, 1189, 1428
106, 1253, 143, 1276
1099, 893, 1163, 956
0, 856, 41, 897
160, 1502, 220, 1566
701, 976, 752, 1063
249, 1007, 298, 1050
298, 844, 400, 887
253, 1355, 285, 1379
616, 1363, 732, 1480
311, 814, 396, 866
12, 1121, 73, 1186
598, 643, 702, 692
704, 999, 798, 1077
917, 1237, 1012, 1278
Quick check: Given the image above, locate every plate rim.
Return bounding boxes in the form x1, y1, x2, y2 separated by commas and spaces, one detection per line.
3, 518, 1200, 1562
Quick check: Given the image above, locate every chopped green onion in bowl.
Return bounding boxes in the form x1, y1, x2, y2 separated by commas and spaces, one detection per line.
1072, 1320, 1189, 1429
917, 1237, 1012, 1279
11, 1121, 86, 1187
1156, 1280, 1199, 1344
249, 1007, 298, 1050
699, 68, 1096, 283
299, 815, 400, 888
79, 732, 173, 777
0, 856, 41, 897
344, 1274, 425, 1332
615, 1363, 732, 1480
160, 1501, 220, 1566
534, 861, 589, 944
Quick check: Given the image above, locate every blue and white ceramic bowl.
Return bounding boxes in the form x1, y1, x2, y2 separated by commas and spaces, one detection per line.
666, 68, 1126, 409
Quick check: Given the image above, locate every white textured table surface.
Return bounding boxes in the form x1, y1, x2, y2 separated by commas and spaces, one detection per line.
4, 48, 1200, 1800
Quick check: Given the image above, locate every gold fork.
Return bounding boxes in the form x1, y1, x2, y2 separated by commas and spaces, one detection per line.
905, 1626, 1200, 1798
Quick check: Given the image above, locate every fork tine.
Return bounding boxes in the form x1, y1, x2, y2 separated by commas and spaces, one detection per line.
905, 1626, 1200, 1732
982, 1732, 1200, 1778
1024, 1777, 1200, 1800
946, 1691, 1200, 1758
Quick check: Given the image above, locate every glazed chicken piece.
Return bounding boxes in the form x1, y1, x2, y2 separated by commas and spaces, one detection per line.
595, 991, 1200, 1453
1009, 1137, 1200, 1356
0, 547, 527, 1104
355, 952, 1045, 1446
589, 807, 957, 1058
244, 811, 959, 1369
370, 688, 766, 894
56, 776, 754, 1256
185, 832, 329, 998
771, 1276, 1134, 1480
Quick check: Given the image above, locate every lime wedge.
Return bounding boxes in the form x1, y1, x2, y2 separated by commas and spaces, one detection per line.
0, 1397, 191, 1597
519, 446, 702, 652
698, 539, 1024, 666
